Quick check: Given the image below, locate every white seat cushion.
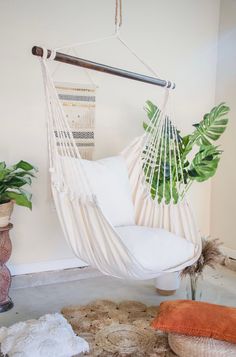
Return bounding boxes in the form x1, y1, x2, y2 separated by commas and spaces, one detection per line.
116, 225, 195, 271
81, 156, 135, 226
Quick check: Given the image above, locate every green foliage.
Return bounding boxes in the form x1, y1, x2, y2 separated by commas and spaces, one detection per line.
0, 160, 37, 209
188, 145, 221, 182
142, 102, 230, 203
192, 103, 229, 146
143, 100, 160, 133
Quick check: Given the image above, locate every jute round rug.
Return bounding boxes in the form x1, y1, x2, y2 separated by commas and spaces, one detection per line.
62, 300, 177, 357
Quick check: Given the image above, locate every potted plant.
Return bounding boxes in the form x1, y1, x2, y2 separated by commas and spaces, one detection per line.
142, 102, 229, 296
0, 160, 37, 227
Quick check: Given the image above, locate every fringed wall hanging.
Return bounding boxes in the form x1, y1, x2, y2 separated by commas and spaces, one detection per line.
55, 82, 96, 159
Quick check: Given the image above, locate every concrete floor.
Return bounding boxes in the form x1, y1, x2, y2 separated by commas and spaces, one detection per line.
0, 265, 236, 327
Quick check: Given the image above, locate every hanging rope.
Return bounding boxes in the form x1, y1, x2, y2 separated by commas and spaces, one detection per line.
41, 0, 176, 89
115, 0, 122, 33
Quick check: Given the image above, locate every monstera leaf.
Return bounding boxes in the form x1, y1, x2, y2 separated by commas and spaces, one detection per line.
142, 100, 229, 203
143, 100, 160, 133
192, 103, 229, 146
188, 145, 222, 182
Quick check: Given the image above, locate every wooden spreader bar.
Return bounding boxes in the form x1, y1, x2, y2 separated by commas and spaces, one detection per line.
32, 46, 175, 89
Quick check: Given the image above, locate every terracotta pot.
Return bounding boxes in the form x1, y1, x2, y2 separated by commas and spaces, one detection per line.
0, 201, 14, 228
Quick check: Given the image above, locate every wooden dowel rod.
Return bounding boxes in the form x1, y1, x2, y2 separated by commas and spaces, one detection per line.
32, 46, 175, 89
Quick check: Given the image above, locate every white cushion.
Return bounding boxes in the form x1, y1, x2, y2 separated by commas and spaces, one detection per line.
80, 156, 135, 226
116, 225, 195, 271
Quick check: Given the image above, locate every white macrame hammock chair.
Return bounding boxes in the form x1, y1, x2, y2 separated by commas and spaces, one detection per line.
39, 8, 201, 280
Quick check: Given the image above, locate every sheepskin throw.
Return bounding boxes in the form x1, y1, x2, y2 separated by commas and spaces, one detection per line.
0, 313, 89, 357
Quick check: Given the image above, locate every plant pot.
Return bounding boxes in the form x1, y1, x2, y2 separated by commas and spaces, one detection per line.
0, 223, 14, 312
0, 201, 14, 228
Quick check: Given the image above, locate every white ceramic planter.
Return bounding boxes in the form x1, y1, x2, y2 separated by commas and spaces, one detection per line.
0, 201, 14, 228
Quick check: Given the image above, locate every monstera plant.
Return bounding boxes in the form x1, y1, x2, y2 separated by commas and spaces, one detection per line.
142, 102, 230, 203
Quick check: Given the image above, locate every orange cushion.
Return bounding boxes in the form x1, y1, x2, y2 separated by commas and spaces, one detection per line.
152, 300, 236, 344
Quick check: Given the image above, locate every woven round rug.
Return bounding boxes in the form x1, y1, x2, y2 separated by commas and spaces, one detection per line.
62, 300, 177, 357
95, 324, 156, 354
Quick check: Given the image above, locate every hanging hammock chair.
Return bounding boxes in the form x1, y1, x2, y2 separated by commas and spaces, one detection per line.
34, 1, 201, 280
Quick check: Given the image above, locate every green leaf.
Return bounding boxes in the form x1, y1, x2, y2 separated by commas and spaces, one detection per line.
0, 194, 11, 204
0, 184, 7, 194
192, 103, 230, 146
188, 145, 222, 182
5, 177, 32, 187
164, 181, 171, 204
144, 100, 159, 121
143, 100, 161, 133
179, 135, 193, 157
0, 162, 6, 170
172, 184, 179, 204
0, 169, 12, 181
5, 191, 32, 209
143, 122, 153, 133
15, 171, 36, 178
13, 160, 37, 172
157, 182, 163, 203
18, 188, 32, 201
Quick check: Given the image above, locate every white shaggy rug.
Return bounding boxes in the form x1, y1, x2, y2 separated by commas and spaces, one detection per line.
0, 313, 89, 357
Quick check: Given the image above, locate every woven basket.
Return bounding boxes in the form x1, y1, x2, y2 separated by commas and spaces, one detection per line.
168, 333, 236, 357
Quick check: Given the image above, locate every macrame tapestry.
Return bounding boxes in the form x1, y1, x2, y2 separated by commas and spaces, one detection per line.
55, 82, 96, 159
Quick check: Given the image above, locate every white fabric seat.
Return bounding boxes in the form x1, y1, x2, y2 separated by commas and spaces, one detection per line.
42, 58, 201, 280
116, 225, 195, 272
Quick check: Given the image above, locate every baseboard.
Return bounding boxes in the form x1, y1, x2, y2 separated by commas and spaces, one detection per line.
11, 266, 103, 289
221, 246, 236, 260
8, 258, 88, 276
9, 246, 236, 277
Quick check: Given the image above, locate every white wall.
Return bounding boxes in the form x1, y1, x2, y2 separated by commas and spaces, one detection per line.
0, 0, 220, 274
211, 0, 236, 256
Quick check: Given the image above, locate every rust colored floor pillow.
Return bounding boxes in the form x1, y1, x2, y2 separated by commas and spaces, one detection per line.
152, 300, 236, 344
